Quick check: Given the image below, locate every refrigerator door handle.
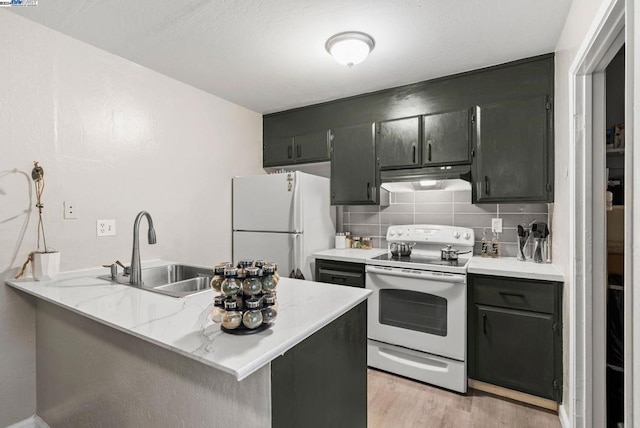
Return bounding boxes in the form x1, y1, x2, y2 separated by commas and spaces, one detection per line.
292, 171, 301, 233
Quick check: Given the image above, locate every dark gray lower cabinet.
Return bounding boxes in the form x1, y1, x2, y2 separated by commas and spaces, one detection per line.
315, 259, 365, 288
271, 302, 367, 428
468, 274, 562, 402
330, 123, 379, 205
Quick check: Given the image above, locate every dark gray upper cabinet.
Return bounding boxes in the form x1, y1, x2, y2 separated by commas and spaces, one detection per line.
377, 116, 420, 169
422, 109, 472, 166
263, 136, 295, 166
264, 131, 330, 167
473, 96, 551, 203
294, 131, 330, 163
330, 123, 378, 205
264, 54, 554, 204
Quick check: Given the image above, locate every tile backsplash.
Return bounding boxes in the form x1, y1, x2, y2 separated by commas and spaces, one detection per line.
340, 189, 550, 257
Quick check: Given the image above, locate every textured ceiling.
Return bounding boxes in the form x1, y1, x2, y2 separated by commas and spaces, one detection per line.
11, 0, 572, 114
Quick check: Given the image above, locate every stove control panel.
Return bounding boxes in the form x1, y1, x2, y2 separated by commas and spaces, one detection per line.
386, 224, 475, 247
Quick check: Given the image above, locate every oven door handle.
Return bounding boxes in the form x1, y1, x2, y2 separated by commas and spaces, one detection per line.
366, 266, 465, 283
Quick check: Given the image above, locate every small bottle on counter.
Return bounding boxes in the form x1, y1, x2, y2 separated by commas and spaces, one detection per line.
262, 294, 278, 323
261, 264, 278, 293
221, 299, 242, 329
242, 267, 262, 296
211, 295, 226, 323
221, 268, 241, 297
345, 232, 352, 249
361, 236, 372, 249
352, 236, 362, 249
210, 265, 226, 292
242, 298, 263, 329
491, 232, 500, 258
481, 228, 489, 258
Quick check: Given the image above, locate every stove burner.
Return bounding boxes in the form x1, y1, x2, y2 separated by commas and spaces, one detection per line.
372, 253, 466, 267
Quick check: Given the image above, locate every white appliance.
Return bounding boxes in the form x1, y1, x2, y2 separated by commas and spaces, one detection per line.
365, 224, 475, 393
232, 171, 335, 280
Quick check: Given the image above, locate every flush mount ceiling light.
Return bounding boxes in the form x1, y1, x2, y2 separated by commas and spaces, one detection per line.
325, 31, 375, 67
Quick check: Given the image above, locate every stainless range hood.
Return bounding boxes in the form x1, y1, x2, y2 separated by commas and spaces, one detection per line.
380, 164, 472, 184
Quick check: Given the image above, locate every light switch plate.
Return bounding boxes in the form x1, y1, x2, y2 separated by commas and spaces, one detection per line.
97, 219, 116, 237
492, 218, 503, 233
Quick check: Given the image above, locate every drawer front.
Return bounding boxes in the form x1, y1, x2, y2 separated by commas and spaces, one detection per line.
316, 259, 365, 288
471, 275, 557, 313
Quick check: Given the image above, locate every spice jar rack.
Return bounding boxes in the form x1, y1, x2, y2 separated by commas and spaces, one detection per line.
210, 260, 279, 335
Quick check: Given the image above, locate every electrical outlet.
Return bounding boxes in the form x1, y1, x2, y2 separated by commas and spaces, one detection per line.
97, 219, 116, 237
492, 218, 503, 233
64, 201, 78, 219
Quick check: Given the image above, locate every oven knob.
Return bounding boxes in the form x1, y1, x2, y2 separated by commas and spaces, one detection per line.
463, 232, 471, 240
389, 230, 396, 237
398, 229, 404, 236
453, 231, 460, 239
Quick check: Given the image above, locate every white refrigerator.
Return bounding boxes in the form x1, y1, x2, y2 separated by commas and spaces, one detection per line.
232, 171, 335, 280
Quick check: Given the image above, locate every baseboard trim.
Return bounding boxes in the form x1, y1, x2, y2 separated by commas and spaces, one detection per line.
468, 379, 558, 411
6, 415, 50, 428
558, 404, 570, 428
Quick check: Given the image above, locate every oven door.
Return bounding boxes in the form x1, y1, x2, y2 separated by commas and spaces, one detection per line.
366, 265, 466, 361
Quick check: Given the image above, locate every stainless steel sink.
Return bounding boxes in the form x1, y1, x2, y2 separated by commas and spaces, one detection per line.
98, 264, 214, 298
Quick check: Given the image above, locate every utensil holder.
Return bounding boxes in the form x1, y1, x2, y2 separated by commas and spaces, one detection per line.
533, 238, 544, 263
517, 236, 527, 261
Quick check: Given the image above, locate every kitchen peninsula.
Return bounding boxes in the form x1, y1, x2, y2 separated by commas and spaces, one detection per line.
5, 261, 369, 428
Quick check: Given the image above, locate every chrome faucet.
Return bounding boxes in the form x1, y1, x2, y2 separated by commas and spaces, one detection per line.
130, 211, 157, 285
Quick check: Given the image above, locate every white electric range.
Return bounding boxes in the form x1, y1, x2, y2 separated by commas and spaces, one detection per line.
365, 224, 475, 393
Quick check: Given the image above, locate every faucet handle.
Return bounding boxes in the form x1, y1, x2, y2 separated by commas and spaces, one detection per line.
102, 260, 130, 279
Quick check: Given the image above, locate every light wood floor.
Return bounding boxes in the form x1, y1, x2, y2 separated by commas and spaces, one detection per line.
368, 369, 561, 428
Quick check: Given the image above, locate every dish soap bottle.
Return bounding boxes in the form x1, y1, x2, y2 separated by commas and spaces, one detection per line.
491, 232, 500, 258
481, 228, 489, 258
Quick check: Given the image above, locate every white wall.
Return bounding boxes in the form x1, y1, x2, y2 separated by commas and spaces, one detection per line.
0, 11, 262, 426
553, 0, 609, 424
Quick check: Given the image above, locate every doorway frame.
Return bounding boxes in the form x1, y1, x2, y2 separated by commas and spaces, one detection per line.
567, 0, 632, 427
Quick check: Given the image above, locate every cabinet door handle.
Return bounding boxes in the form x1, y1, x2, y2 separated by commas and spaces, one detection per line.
287, 145, 293, 159
499, 291, 526, 299
427, 142, 432, 162
330, 276, 347, 283
484, 176, 490, 195
366, 182, 371, 200
412, 145, 416, 164
482, 313, 487, 335
296, 143, 301, 158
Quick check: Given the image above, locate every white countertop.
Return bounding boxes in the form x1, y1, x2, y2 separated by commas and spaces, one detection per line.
313, 248, 388, 264
5, 260, 371, 381
468, 256, 564, 282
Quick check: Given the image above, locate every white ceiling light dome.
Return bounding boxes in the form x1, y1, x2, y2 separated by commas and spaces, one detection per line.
325, 31, 375, 67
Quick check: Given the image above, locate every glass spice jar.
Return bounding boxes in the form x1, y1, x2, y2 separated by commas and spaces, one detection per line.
361, 236, 372, 250
210, 265, 226, 292
221, 299, 242, 329
351, 236, 362, 249
261, 294, 278, 323
242, 267, 262, 296
211, 295, 226, 323
242, 298, 263, 329
221, 268, 241, 297
262, 264, 278, 293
